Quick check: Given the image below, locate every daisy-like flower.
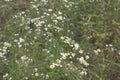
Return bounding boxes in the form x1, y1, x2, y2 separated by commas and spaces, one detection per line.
48, 9, 53, 12
79, 49, 84, 54
50, 63, 55, 69
74, 43, 79, 50
85, 55, 90, 60
19, 38, 25, 43
4, 42, 11, 47
3, 73, 8, 78
58, 11, 62, 15
71, 53, 75, 57
78, 57, 89, 66
35, 73, 39, 77
80, 71, 87, 76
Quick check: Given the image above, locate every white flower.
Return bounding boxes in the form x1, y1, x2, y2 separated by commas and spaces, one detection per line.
35, 73, 39, 76
19, 55, 33, 66
63, 0, 68, 2
79, 49, 84, 54
50, 64, 55, 69
41, 0, 48, 4
18, 44, 22, 48
25, 77, 28, 80
58, 11, 62, 15
78, 57, 89, 66
80, 71, 87, 75
85, 55, 89, 60
4, 0, 11, 2
74, 43, 79, 50
3, 46, 7, 50
118, 52, 120, 55
19, 38, 24, 43
60, 36, 64, 40
71, 53, 75, 57
46, 74, 49, 79
0, 52, 5, 58
62, 55, 67, 59
97, 49, 101, 52
57, 16, 63, 20
48, 9, 53, 12
4, 42, 11, 47
109, 44, 113, 47
60, 52, 69, 59
34, 68, 38, 72
3, 73, 8, 78
14, 39, 18, 42
94, 49, 101, 55
56, 59, 61, 63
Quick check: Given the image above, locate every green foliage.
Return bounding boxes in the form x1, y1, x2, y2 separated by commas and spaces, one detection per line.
0, 0, 120, 80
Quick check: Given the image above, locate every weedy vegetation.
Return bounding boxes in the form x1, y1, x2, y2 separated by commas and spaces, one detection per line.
0, 0, 120, 80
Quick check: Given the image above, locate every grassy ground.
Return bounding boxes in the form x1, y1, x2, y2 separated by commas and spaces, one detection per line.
0, 0, 120, 80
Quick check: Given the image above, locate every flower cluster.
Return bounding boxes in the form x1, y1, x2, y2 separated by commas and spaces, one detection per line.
49, 52, 76, 69
77, 56, 89, 67
60, 36, 80, 50
93, 49, 101, 55
14, 37, 25, 48
0, 0, 93, 79
0, 42, 11, 58
16, 55, 33, 66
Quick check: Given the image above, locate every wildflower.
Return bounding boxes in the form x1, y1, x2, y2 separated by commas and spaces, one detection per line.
4, 0, 11, 2
57, 16, 63, 20
97, 49, 101, 52
60, 52, 70, 59
4, 42, 11, 47
53, 20, 58, 23
14, 39, 18, 42
60, 36, 64, 40
118, 52, 120, 55
63, 0, 68, 2
35, 73, 39, 77
18, 55, 33, 66
3, 73, 8, 78
0, 52, 5, 56
3, 46, 7, 50
48, 9, 53, 12
58, 11, 62, 15
25, 77, 28, 80
18, 44, 22, 48
9, 77, 12, 80
109, 44, 113, 47
78, 57, 89, 66
34, 68, 38, 72
62, 55, 67, 59
83, 61, 89, 66
71, 53, 75, 57
79, 49, 84, 54
80, 71, 87, 76
56, 59, 61, 63
85, 55, 89, 60
50, 63, 55, 69
94, 49, 101, 55
19, 38, 24, 43
74, 43, 79, 50
45, 74, 49, 79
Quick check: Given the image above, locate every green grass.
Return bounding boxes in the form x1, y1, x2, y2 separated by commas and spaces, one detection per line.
0, 0, 120, 80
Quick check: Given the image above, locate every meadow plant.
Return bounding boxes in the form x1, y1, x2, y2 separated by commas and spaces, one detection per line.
0, 0, 120, 80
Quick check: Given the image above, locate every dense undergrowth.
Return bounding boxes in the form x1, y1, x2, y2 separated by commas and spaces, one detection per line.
0, 0, 120, 80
